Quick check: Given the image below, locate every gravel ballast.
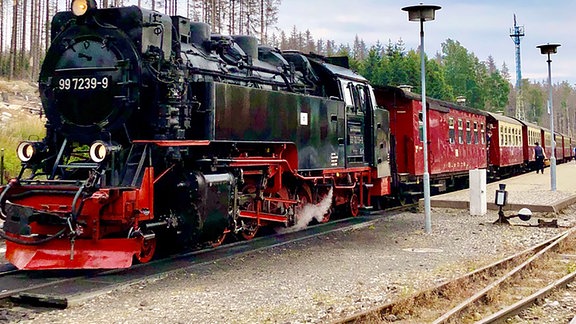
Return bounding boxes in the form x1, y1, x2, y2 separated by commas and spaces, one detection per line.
6, 206, 576, 324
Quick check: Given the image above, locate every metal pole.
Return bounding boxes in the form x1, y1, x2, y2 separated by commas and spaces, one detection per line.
420, 18, 431, 234
547, 54, 556, 191
0, 148, 4, 185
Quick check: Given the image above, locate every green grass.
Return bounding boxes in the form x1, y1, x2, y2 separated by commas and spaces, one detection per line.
0, 115, 45, 181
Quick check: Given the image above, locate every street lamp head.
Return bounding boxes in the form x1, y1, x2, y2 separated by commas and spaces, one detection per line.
537, 43, 561, 55
402, 4, 442, 22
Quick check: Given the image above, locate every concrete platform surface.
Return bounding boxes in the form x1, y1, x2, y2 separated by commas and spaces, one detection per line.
429, 162, 576, 213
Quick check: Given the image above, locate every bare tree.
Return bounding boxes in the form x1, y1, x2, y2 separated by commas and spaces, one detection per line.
20, 0, 27, 77
9, 0, 18, 79
0, 0, 4, 57
30, 0, 36, 77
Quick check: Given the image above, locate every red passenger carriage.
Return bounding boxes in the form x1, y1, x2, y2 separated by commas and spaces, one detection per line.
516, 119, 542, 171
375, 86, 487, 200
542, 129, 553, 162
486, 113, 524, 177
556, 133, 564, 162
563, 135, 574, 161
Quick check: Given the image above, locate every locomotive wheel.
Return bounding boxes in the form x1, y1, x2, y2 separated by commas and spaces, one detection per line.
241, 220, 259, 240
398, 194, 413, 206
239, 184, 290, 240
240, 184, 260, 240
347, 193, 360, 217
211, 229, 230, 248
371, 196, 383, 210
295, 191, 309, 215
376, 196, 390, 210
135, 237, 157, 264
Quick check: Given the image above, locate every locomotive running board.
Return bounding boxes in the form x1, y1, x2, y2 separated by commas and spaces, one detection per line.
5, 238, 141, 270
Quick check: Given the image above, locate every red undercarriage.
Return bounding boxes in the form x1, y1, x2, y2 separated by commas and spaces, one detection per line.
3, 141, 391, 270
2, 167, 155, 270
6, 237, 141, 270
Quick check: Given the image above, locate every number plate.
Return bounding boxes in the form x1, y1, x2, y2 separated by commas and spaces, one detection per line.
56, 76, 110, 90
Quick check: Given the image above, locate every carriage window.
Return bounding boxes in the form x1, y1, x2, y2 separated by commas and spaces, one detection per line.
531, 130, 539, 145
418, 112, 424, 142
448, 118, 455, 144
473, 122, 478, 144
458, 119, 463, 144
510, 128, 514, 146
466, 121, 471, 144
512, 129, 516, 146
481, 123, 485, 144
500, 125, 504, 146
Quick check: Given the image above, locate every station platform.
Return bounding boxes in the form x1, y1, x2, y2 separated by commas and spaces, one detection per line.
429, 162, 576, 213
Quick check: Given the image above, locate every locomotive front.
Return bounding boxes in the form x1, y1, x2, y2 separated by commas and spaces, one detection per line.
0, 1, 174, 269
39, 0, 174, 143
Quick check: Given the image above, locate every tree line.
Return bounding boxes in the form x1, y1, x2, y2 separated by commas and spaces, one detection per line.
267, 26, 576, 136
0, 0, 280, 79
1, 0, 575, 136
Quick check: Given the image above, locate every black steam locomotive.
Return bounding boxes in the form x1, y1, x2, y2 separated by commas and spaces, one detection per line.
0, 0, 391, 269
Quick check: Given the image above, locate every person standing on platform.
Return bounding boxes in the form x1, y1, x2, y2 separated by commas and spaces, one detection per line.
534, 142, 545, 174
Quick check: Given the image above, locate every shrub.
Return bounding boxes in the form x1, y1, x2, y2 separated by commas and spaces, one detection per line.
0, 115, 45, 182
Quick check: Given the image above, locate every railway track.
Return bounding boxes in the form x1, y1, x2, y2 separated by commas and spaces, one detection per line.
0, 211, 393, 311
338, 226, 576, 323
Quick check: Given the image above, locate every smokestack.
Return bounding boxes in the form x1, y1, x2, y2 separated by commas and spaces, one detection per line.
399, 84, 413, 92
456, 96, 466, 105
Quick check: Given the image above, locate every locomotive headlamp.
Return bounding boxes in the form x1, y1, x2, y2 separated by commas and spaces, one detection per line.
89, 141, 120, 163
16, 141, 45, 162
71, 0, 97, 16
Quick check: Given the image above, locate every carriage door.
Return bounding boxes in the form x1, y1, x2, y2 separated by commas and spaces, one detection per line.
344, 81, 366, 168
367, 86, 390, 178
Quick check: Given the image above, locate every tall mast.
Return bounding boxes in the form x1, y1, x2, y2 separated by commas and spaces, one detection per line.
510, 14, 525, 120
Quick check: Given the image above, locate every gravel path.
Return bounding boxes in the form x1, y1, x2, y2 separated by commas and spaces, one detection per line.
4, 206, 576, 324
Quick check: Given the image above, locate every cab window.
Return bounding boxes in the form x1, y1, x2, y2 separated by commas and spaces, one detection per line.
340, 80, 353, 108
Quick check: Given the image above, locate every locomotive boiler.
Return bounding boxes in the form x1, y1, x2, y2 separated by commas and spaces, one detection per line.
0, 0, 391, 269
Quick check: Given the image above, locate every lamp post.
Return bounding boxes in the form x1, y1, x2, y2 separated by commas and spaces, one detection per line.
402, 4, 441, 234
537, 43, 560, 192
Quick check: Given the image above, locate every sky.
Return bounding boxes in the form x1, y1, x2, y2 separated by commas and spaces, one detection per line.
275, 0, 576, 86
46, 1, 575, 86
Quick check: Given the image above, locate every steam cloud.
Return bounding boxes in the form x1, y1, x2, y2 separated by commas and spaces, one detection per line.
277, 188, 333, 233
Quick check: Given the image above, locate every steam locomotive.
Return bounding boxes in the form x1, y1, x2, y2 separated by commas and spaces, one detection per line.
0, 0, 392, 269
